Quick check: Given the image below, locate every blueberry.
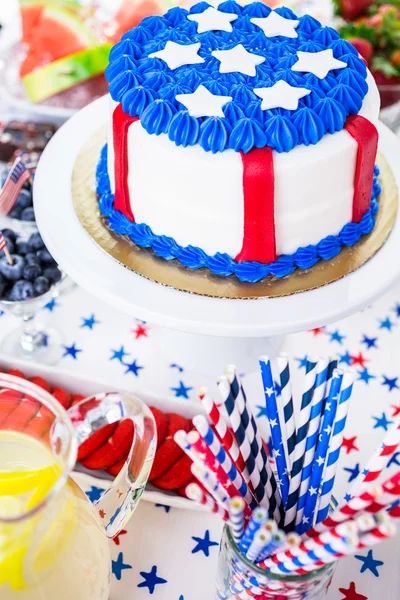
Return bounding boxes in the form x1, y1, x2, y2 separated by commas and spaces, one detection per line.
1, 229, 16, 243
36, 249, 56, 265
0, 255, 25, 280
9, 280, 34, 301
25, 252, 41, 267
28, 232, 45, 251
43, 267, 62, 283
0, 273, 7, 298
33, 276, 50, 296
20, 207, 36, 222
23, 263, 41, 281
1, 237, 15, 254
15, 241, 30, 256
15, 189, 32, 210
8, 206, 22, 220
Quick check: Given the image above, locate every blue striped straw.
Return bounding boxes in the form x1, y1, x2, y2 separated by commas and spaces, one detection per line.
299, 370, 344, 533
246, 529, 272, 562
190, 462, 230, 510
284, 357, 319, 532
238, 507, 268, 554
295, 357, 329, 530
277, 354, 296, 473
256, 530, 286, 562
228, 497, 246, 544
259, 357, 290, 508
315, 371, 354, 525
193, 415, 256, 509
218, 375, 268, 509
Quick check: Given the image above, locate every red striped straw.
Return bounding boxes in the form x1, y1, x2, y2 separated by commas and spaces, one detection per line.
198, 387, 249, 481
305, 471, 400, 538
185, 482, 229, 521
388, 504, 400, 518
190, 462, 230, 509
350, 421, 400, 496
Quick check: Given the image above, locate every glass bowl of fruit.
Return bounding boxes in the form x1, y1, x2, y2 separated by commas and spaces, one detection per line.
0, 167, 38, 236
0, 228, 64, 365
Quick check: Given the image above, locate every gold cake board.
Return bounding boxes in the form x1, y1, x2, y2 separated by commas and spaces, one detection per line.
72, 127, 398, 300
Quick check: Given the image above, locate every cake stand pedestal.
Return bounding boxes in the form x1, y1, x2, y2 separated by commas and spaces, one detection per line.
33, 97, 400, 374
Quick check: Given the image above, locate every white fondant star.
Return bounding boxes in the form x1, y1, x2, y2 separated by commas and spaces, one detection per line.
292, 49, 347, 79
254, 80, 311, 111
211, 44, 265, 76
251, 11, 299, 39
187, 7, 238, 33
148, 40, 204, 70
175, 84, 232, 117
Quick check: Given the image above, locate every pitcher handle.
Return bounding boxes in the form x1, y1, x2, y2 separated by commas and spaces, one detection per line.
67, 392, 156, 539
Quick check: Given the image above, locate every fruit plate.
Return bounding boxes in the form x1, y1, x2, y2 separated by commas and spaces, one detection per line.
0, 353, 205, 511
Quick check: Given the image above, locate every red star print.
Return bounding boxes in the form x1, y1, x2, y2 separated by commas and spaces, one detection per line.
131, 324, 149, 339
310, 327, 324, 336
112, 529, 127, 546
391, 404, 400, 417
342, 436, 359, 454
339, 582, 368, 600
350, 352, 368, 368
99, 509, 106, 519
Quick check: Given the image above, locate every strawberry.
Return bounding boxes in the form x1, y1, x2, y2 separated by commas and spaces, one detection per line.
347, 37, 374, 63
339, 0, 375, 20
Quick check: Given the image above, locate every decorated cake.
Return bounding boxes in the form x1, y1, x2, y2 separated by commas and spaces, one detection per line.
98, 2, 382, 284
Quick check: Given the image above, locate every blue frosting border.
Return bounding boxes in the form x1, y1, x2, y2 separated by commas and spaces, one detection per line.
97, 144, 381, 283
105, 2, 368, 155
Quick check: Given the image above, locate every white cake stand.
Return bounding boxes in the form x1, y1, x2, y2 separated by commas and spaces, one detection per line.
34, 96, 400, 373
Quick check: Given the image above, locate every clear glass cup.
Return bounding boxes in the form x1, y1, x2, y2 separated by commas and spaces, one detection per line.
216, 525, 336, 600
0, 374, 156, 599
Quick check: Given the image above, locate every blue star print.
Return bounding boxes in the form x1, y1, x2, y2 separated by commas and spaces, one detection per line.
138, 566, 167, 594
344, 493, 352, 502
296, 356, 308, 370
338, 351, 352, 365
62, 343, 82, 359
155, 504, 171, 513
328, 329, 346, 344
388, 452, 400, 467
0, 309, 4, 317
379, 317, 394, 331
393, 303, 400, 317
43, 297, 59, 312
81, 314, 99, 329
171, 381, 193, 399
372, 412, 393, 431
86, 486, 104, 502
112, 552, 132, 580
354, 549, 384, 577
110, 346, 129, 362
361, 335, 377, 349
382, 376, 399, 391
357, 367, 376, 384
170, 363, 184, 372
124, 359, 143, 376
256, 405, 269, 419
192, 530, 219, 557
343, 463, 360, 483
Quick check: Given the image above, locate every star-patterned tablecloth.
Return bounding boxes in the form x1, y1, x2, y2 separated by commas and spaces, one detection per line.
0, 277, 399, 600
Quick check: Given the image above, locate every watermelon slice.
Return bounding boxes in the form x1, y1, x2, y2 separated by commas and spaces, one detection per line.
20, 6, 97, 77
20, 0, 45, 44
107, 0, 162, 43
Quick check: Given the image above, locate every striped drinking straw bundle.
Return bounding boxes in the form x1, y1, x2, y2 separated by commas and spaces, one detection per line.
174, 355, 400, 579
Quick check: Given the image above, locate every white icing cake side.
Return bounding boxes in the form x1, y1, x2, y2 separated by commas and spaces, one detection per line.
106, 71, 380, 259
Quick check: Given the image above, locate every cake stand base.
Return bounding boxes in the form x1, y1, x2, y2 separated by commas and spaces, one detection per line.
155, 327, 284, 374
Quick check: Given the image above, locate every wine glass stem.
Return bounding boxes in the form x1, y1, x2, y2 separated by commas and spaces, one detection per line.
20, 314, 47, 353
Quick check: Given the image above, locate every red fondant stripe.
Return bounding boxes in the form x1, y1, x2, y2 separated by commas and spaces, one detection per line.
112, 103, 139, 221
236, 147, 276, 264
345, 114, 379, 223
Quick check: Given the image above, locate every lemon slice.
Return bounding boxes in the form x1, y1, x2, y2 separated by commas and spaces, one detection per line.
0, 465, 60, 498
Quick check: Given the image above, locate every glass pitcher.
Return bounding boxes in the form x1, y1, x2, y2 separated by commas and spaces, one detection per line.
0, 374, 157, 600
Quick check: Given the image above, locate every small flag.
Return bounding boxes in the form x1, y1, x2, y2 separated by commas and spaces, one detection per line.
0, 158, 31, 216
0, 233, 13, 265
0, 233, 6, 252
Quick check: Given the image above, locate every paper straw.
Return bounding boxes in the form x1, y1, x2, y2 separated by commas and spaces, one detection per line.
190, 462, 229, 509
185, 482, 229, 521
218, 375, 266, 508
350, 420, 400, 496
238, 508, 268, 554
174, 429, 199, 464
296, 357, 329, 529
228, 497, 246, 543
199, 388, 249, 480
277, 354, 295, 472
299, 370, 343, 533
193, 415, 256, 509
315, 370, 354, 525
259, 357, 290, 508
247, 529, 272, 562
357, 522, 396, 549
306, 471, 400, 537
256, 530, 286, 562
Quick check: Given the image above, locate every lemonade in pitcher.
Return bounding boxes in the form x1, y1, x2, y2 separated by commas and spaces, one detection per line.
0, 375, 156, 600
